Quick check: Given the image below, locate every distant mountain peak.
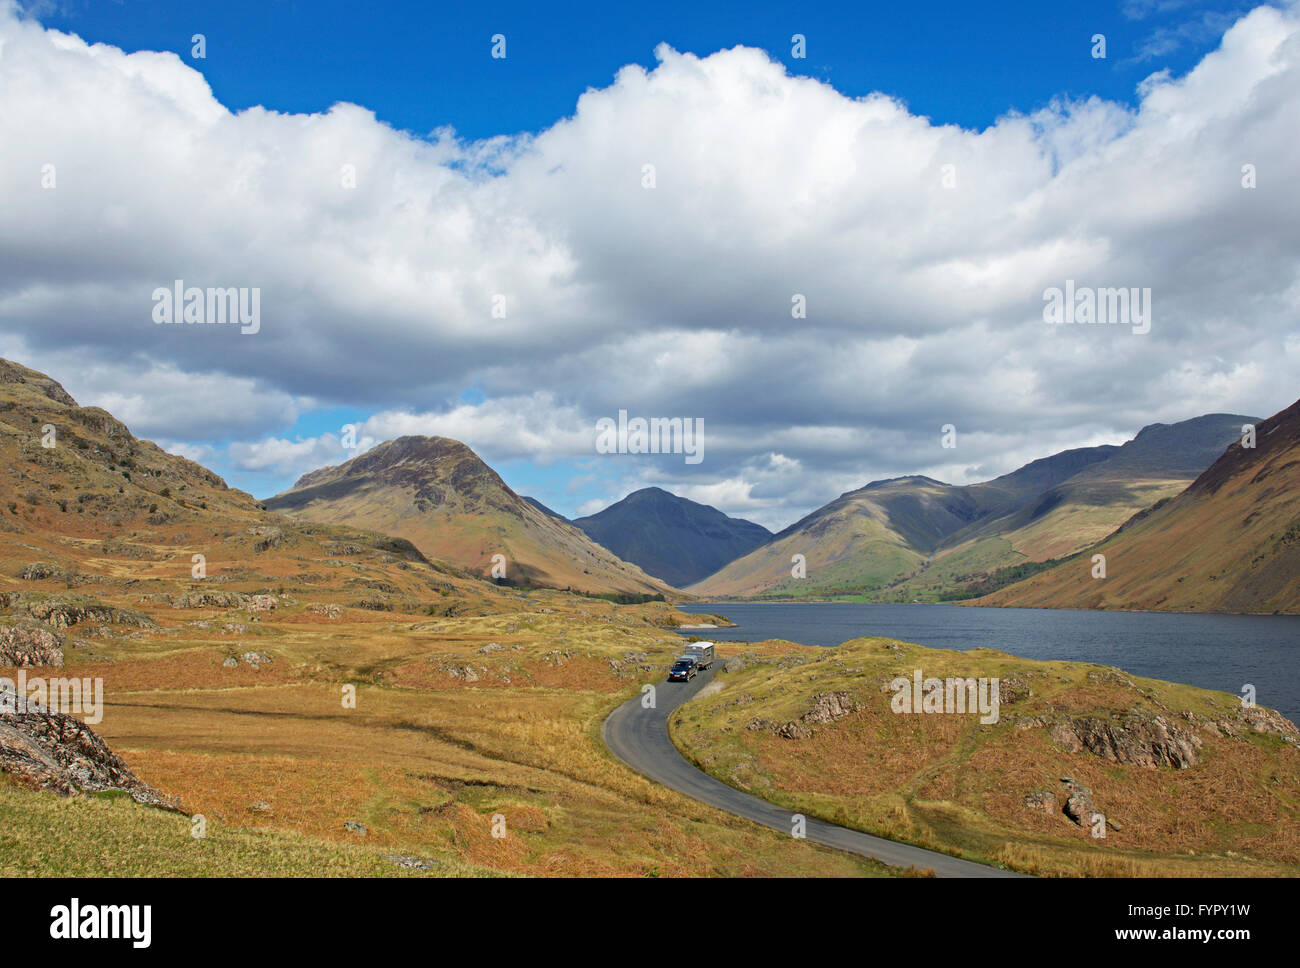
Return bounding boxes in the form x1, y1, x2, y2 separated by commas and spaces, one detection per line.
627, 485, 674, 499
1132, 412, 1242, 438
859, 474, 949, 491
573, 487, 771, 587
267, 435, 669, 595
292, 435, 499, 491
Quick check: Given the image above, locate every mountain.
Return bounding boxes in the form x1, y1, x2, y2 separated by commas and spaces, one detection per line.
977, 398, 1300, 613
265, 436, 671, 595
0, 356, 500, 611
911, 415, 1262, 587
690, 413, 1256, 600
522, 496, 567, 521
572, 487, 772, 587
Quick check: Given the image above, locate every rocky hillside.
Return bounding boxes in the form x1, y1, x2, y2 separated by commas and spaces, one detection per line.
266, 436, 672, 596
978, 397, 1300, 613
573, 487, 771, 587
0, 356, 519, 804
690, 413, 1254, 600
522, 496, 567, 520
0, 358, 483, 599
0, 358, 259, 526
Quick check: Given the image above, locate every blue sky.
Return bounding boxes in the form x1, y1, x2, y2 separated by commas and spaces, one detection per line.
6, 1, 1295, 528
41, 0, 1243, 139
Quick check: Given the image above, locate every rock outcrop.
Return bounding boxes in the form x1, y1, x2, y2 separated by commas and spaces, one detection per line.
1049, 709, 1202, 769
0, 624, 66, 666
0, 694, 171, 807
801, 691, 864, 725
1062, 781, 1103, 828
170, 591, 278, 612
0, 357, 79, 406
1022, 790, 1055, 814
1, 593, 152, 630
748, 691, 863, 740
1183, 705, 1300, 748
247, 525, 285, 552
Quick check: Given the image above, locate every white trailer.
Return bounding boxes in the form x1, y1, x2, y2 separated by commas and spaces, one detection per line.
684, 641, 716, 669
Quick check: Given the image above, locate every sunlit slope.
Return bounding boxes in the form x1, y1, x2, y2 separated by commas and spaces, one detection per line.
978, 398, 1300, 613
671, 636, 1300, 877
688, 477, 947, 597
691, 415, 1253, 600
0, 357, 509, 618
266, 436, 672, 596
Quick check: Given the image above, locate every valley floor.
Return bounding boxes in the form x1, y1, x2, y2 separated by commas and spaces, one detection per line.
1, 592, 887, 878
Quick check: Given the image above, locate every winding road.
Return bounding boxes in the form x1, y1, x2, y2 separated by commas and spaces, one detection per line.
603, 665, 1024, 877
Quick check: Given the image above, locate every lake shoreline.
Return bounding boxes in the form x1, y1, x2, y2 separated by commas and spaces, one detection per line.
679, 598, 1296, 618
678, 601, 1300, 722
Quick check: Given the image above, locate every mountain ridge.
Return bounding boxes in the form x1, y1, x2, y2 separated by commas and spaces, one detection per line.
691, 412, 1257, 600
977, 399, 1300, 613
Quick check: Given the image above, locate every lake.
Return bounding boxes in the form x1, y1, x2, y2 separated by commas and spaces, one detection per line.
678, 602, 1300, 722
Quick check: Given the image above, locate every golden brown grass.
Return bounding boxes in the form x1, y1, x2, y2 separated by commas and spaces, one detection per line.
0, 370, 890, 877
671, 637, 1300, 877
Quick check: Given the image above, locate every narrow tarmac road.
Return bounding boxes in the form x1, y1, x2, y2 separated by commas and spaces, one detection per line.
603, 665, 1025, 877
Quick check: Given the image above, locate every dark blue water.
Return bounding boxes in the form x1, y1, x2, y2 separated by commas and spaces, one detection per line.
679, 602, 1300, 722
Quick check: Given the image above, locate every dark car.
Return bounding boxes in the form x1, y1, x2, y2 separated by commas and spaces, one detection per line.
668, 657, 699, 682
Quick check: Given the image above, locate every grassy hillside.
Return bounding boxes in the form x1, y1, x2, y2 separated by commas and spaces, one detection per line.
891, 478, 1190, 601
691, 415, 1253, 602
689, 483, 930, 598
978, 398, 1300, 613
671, 637, 1300, 877
30, 603, 890, 877
0, 777, 499, 877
